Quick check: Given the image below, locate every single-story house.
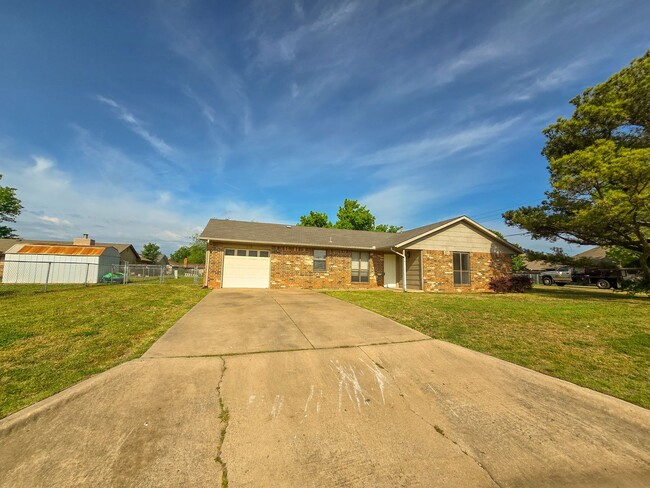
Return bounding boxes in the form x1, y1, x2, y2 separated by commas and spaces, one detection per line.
199, 216, 520, 292
138, 253, 169, 266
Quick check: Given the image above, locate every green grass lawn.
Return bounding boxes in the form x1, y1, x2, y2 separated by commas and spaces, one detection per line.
324, 286, 650, 408
0, 279, 210, 418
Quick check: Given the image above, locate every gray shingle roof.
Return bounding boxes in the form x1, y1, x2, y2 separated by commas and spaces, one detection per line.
199, 217, 461, 250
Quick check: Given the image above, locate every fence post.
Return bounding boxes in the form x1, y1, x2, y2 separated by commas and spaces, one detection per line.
124, 263, 128, 285
85, 263, 90, 287
44, 262, 52, 293
159, 265, 163, 284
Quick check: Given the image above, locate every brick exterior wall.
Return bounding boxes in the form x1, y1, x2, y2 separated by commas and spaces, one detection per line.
206, 244, 224, 289
205, 241, 383, 289
422, 250, 512, 292
270, 247, 383, 289
206, 241, 511, 292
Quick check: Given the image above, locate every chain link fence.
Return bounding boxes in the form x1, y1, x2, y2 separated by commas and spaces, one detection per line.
0, 259, 203, 292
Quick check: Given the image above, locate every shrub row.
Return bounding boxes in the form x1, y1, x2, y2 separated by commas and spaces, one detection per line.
488, 275, 533, 293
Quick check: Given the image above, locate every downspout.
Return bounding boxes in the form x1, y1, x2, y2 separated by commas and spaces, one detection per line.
391, 247, 407, 292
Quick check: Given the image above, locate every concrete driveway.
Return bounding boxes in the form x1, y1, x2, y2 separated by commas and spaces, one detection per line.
1, 289, 649, 487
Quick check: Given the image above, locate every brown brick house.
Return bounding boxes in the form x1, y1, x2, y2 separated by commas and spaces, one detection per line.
200, 216, 520, 292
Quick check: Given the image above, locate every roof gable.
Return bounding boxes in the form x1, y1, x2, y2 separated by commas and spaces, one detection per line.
393, 216, 521, 253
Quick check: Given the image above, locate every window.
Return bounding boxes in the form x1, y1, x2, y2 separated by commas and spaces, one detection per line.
351, 252, 369, 283
453, 252, 470, 285
314, 250, 326, 272
226, 249, 269, 257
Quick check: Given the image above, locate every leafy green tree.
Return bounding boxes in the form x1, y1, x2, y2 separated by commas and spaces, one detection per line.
334, 199, 376, 231
141, 242, 161, 262
298, 200, 402, 232
375, 224, 403, 233
187, 234, 207, 264
606, 247, 641, 268
0, 174, 23, 238
170, 234, 206, 265
504, 51, 650, 282
511, 254, 528, 272
170, 246, 191, 263
297, 211, 332, 228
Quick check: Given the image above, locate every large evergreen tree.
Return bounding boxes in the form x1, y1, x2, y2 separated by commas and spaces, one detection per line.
504, 51, 650, 281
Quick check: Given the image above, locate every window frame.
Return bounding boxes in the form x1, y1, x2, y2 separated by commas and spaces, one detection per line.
224, 249, 270, 258
453, 252, 471, 286
313, 249, 327, 272
351, 251, 370, 283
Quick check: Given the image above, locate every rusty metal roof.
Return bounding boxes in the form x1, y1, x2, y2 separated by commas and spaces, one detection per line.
14, 245, 110, 256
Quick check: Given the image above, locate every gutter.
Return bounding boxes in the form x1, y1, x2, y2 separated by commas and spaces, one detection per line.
198, 236, 382, 251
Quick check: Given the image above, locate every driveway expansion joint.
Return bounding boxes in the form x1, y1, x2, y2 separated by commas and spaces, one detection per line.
271, 295, 315, 349
141, 338, 434, 360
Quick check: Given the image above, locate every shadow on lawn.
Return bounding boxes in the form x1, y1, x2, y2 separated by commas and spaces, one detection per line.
0, 288, 19, 298
530, 286, 645, 302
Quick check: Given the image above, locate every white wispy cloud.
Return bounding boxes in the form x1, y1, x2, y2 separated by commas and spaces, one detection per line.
511, 58, 595, 101
1, 150, 287, 254
158, 8, 251, 136
30, 156, 55, 174
95, 95, 174, 157
357, 117, 521, 170
182, 86, 226, 129
254, 1, 360, 66
39, 215, 72, 226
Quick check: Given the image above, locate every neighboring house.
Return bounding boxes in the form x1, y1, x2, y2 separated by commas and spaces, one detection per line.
200, 216, 520, 292
138, 253, 168, 266
522, 258, 555, 273
573, 246, 612, 264
96, 243, 140, 264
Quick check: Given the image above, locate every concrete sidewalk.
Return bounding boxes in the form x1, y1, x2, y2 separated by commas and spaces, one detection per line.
1, 289, 649, 487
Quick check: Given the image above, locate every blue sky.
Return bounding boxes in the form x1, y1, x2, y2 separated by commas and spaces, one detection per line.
1, 0, 648, 255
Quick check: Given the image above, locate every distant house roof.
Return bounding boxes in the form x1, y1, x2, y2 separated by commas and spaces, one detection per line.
200, 216, 521, 253
0, 238, 139, 259
6, 244, 116, 256
573, 246, 608, 261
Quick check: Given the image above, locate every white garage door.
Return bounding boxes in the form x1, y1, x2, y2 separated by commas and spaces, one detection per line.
222, 249, 270, 288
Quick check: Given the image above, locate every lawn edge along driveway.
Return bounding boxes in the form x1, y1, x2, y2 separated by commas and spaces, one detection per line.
323, 287, 650, 409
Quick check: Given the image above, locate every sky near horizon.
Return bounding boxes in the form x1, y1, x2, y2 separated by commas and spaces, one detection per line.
1, 1, 648, 255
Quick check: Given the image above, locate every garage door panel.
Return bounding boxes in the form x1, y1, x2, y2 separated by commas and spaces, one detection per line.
223, 255, 270, 288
